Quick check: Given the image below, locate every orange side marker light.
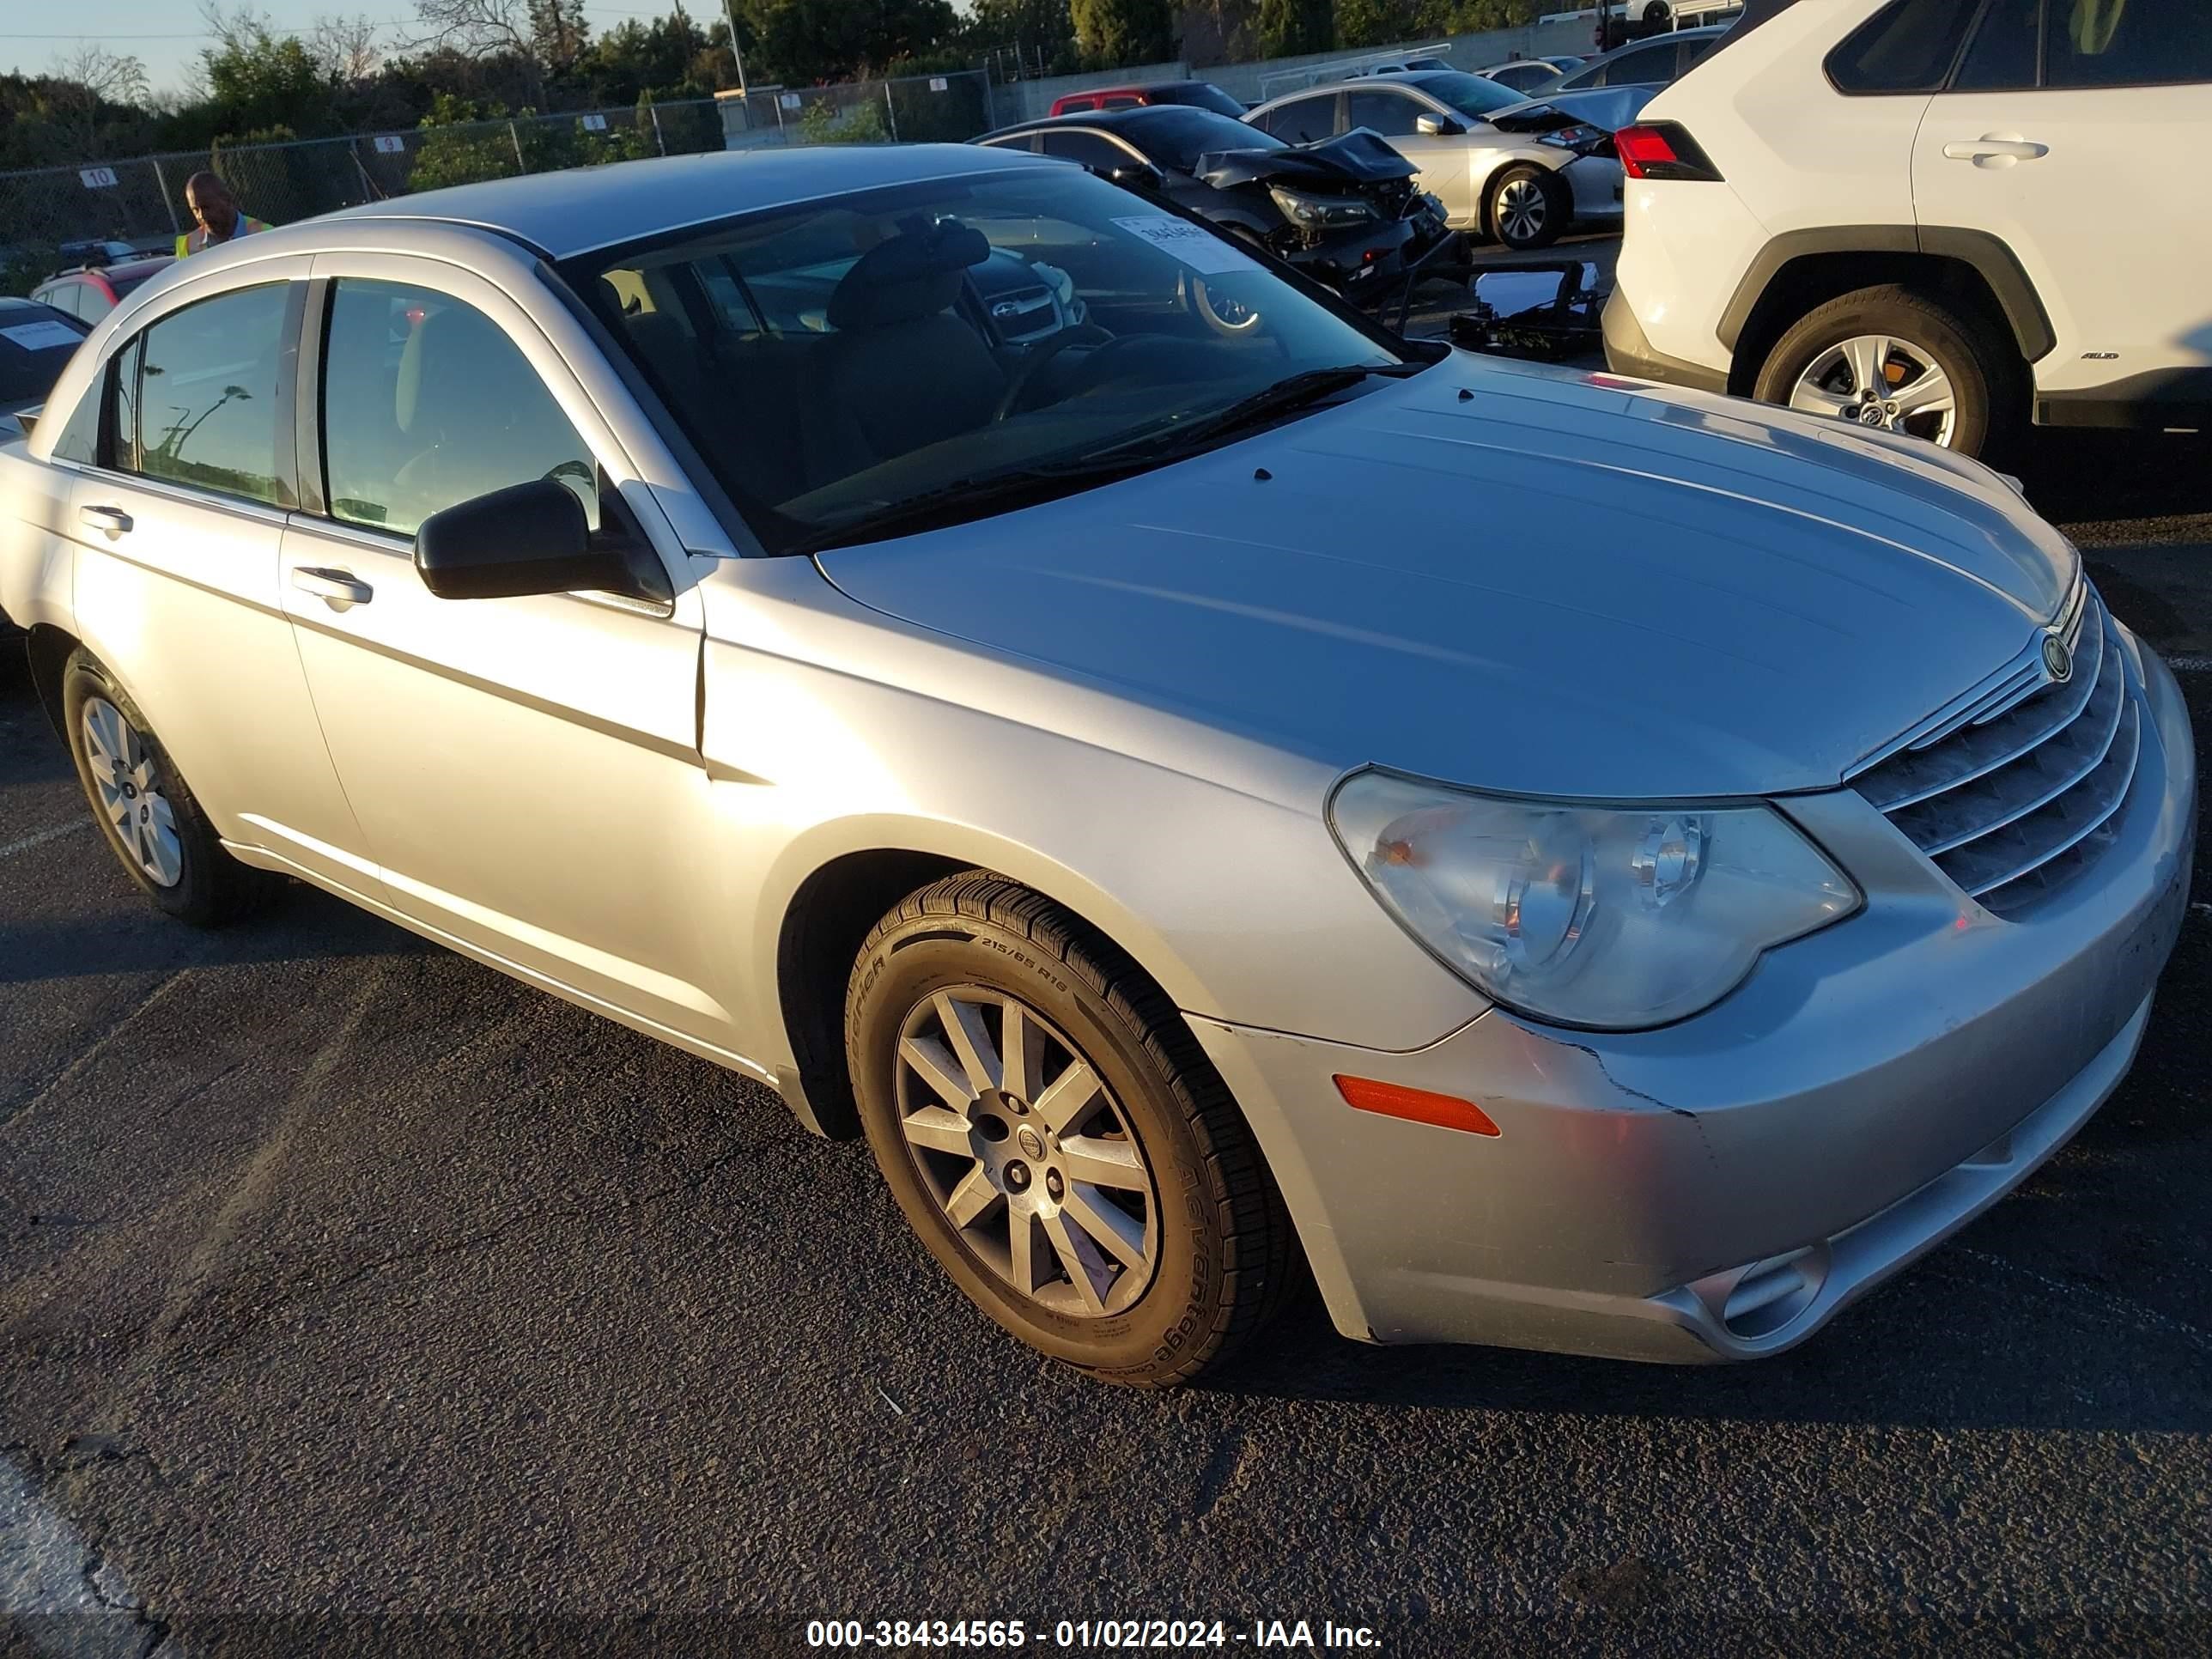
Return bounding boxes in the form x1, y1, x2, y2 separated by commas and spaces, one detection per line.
1334, 1075, 1500, 1138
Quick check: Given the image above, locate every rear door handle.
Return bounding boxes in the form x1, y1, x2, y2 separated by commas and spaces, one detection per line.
291, 566, 374, 609
77, 505, 132, 535
1942, 137, 2049, 164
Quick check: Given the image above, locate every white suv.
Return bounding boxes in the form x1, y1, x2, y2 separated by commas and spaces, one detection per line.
1605, 0, 2212, 457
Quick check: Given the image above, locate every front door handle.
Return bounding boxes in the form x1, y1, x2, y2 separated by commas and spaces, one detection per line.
291, 566, 374, 610
77, 505, 132, 536
1942, 137, 2049, 166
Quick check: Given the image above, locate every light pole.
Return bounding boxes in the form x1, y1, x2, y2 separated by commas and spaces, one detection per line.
722, 0, 749, 97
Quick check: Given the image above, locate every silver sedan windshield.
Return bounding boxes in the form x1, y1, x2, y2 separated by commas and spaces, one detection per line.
562, 167, 1401, 551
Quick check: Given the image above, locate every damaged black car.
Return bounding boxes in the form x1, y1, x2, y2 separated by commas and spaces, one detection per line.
973, 106, 1451, 305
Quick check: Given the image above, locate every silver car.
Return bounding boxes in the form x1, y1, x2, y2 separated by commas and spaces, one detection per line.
1246, 70, 1626, 250
0, 148, 2195, 1387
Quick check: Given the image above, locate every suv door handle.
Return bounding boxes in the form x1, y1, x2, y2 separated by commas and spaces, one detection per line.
291, 566, 374, 609
77, 505, 132, 535
1943, 137, 2049, 164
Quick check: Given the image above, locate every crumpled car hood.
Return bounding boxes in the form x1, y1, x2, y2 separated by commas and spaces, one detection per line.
1195, 130, 1416, 191
817, 356, 2080, 801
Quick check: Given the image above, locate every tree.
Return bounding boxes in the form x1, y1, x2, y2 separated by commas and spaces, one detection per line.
741, 0, 957, 85
1067, 0, 1174, 64
44, 46, 150, 152
309, 14, 387, 83
407, 0, 547, 102
1253, 0, 1330, 56
199, 7, 334, 138
528, 0, 592, 75
1337, 0, 1421, 47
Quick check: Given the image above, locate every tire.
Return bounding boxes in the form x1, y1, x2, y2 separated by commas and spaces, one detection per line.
1486, 163, 1567, 252
1752, 283, 2020, 459
846, 872, 1297, 1389
61, 650, 267, 925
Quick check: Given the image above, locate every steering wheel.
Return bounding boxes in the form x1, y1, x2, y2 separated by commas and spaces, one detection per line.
994, 324, 1139, 422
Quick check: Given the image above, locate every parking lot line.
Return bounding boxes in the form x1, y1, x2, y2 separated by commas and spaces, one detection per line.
0, 822, 88, 862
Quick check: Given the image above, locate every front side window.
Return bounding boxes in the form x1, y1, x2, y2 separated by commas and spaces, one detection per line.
1953, 0, 2041, 90
1346, 89, 1422, 136
319, 277, 597, 538
1827, 0, 1981, 92
568, 167, 1405, 554
115, 283, 289, 505
2045, 0, 2212, 87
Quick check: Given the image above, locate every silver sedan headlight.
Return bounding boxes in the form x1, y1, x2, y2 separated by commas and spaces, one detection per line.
1328, 771, 1860, 1030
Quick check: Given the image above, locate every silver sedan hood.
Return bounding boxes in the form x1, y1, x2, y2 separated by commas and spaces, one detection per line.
817, 357, 2080, 799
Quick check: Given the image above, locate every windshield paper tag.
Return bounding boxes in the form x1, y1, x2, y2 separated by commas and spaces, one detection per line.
1112, 216, 1262, 276
1, 320, 85, 352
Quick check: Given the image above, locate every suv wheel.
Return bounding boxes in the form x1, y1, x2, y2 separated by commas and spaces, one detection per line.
61, 649, 267, 925
846, 872, 1296, 1388
1753, 284, 2016, 457
1486, 165, 1567, 252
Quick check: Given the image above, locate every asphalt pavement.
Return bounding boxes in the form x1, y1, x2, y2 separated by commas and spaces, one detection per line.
3, 313, 2211, 1658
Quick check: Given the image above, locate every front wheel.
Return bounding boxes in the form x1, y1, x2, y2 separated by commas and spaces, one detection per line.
1486, 164, 1567, 252
1752, 284, 2016, 457
846, 873, 1296, 1388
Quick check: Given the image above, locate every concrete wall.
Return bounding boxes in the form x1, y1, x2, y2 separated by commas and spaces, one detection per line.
988, 18, 1599, 127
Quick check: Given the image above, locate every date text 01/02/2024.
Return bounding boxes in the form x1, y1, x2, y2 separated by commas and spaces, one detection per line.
803, 1619, 1384, 1650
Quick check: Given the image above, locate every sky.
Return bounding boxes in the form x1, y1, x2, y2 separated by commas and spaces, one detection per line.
1, 0, 719, 96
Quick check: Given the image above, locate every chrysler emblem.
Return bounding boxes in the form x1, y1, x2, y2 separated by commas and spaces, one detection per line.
2042, 633, 2073, 684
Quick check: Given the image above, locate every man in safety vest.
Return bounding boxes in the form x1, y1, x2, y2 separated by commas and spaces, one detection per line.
175, 172, 271, 257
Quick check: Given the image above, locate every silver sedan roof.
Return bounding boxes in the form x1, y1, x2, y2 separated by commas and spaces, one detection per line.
318, 143, 1044, 259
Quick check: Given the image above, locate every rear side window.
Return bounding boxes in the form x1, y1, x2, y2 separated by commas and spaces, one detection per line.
1828, 0, 1981, 92
2045, 0, 2212, 87
115, 283, 289, 506
1038, 130, 1136, 170
319, 277, 597, 538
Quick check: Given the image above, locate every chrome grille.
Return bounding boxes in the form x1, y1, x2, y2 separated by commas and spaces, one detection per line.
1852, 585, 2143, 916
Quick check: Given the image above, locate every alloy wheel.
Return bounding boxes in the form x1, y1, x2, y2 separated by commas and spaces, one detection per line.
1788, 334, 1959, 447
893, 986, 1161, 1317
1496, 177, 1547, 246
80, 696, 183, 887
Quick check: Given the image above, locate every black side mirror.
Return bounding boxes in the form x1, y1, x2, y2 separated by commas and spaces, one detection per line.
415, 477, 649, 602
1107, 161, 1168, 194
1415, 113, 1465, 137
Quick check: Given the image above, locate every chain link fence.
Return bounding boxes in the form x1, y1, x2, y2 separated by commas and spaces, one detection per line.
0, 99, 726, 293
714, 69, 993, 152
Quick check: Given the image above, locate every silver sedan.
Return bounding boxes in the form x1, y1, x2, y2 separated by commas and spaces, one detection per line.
0, 146, 2194, 1386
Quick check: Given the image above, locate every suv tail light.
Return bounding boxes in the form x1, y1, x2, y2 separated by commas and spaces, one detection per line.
1615, 123, 1723, 183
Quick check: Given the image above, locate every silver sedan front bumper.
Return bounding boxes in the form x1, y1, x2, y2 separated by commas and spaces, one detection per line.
1194, 630, 2197, 1363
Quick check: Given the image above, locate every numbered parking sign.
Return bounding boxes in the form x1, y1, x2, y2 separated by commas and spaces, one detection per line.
580, 112, 607, 131
373, 135, 404, 154
79, 167, 118, 189
929, 76, 948, 91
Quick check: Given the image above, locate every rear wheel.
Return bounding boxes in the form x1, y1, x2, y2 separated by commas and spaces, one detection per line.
1486, 164, 1567, 252
846, 872, 1296, 1388
61, 651, 267, 925
1753, 284, 2018, 458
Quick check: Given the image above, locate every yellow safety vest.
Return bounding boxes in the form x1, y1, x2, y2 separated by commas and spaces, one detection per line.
176, 215, 272, 258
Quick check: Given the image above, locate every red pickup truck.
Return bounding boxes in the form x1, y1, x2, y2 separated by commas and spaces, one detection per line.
1048, 82, 1248, 118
